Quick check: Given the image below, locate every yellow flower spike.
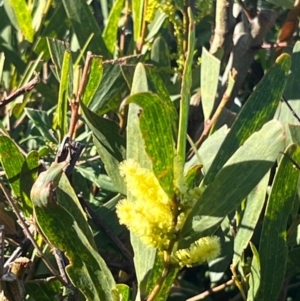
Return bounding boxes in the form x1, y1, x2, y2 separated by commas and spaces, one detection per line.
173, 236, 221, 267
119, 159, 169, 205
116, 159, 177, 250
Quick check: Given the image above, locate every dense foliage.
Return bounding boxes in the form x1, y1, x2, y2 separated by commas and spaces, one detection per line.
1, 0, 300, 301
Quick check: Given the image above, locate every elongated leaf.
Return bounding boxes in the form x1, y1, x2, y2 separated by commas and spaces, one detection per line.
256, 144, 300, 301
55, 50, 72, 141
179, 120, 285, 248
88, 56, 140, 112
34, 4, 67, 60
20, 151, 39, 215
185, 125, 228, 173
201, 47, 221, 121
275, 42, 300, 146
205, 53, 291, 185
289, 124, 300, 145
127, 63, 157, 301
150, 36, 171, 68
26, 278, 63, 301
145, 257, 178, 301
62, 0, 110, 58
127, 92, 175, 197
12, 53, 44, 118
116, 284, 130, 301
247, 243, 261, 301
285, 247, 300, 278
233, 171, 269, 265
8, 0, 34, 42
31, 167, 115, 301
80, 103, 126, 194
0, 136, 25, 198
81, 56, 103, 106
132, 0, 143, 44
102, 0, 124, 54
25, 108, 56, 143
47, 38, 69, 80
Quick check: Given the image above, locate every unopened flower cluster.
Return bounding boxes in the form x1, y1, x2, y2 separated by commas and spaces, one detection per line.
116, 159, 221, 267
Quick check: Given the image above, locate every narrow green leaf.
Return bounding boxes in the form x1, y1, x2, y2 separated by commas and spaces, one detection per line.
284, 41, 300, 100
31, 169, 116, 301
55, 50, 72, 142
150, 36, 171, 68
201, 47, 221, 121
81, 56, 103, 106
116, 284, 131, 301
62, 0, 110, 58
8, 0, 34, 42
145, 257, 178, 301
177, 9, 195, 166
47, 38, 69, 80
205, 53, 291, 185
127, 92, 175, 198
25, 108, 56, 143
256, 144, 300, 301
285, 247, 300, 278
233, 172, 269, 265
26, 278, 63, 301
80, 103, 126, 194
127, 63, 156, 301
88, 57, 138, 112
247, 243, 261, 301
179, 120, 285, 248
102, 0, 125, 54
34, 4, 67, 60
289, 124, 300, 145
185, 125, 228, 173
0, 52, 5, 82
132, 0, 143, 44
208, 218, 234, 283
20, 151, 39, 215
0, 136, 25, 198
275, 42, 300, 146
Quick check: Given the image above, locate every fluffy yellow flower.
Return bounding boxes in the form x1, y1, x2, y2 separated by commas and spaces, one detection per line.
117, 159, 176, 250
119, 159, 169, 205
116, 198, 175, 249
173, 236, 221, 267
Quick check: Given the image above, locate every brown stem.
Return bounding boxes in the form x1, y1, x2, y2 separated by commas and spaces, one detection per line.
0, 225, 4, 278
0, 183, 68, 286
189, 70, 237, 158
120, 0, 130, 55
236, 0, 253, 21
230, 264, 247, 300
68, 52, 93, 139
186, 278, 235, 301
0, 74, 40, 108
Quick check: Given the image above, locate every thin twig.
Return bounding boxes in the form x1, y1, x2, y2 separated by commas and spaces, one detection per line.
68, 52, 93, 139
77, 195, 133, 270
186, 278, 235, 301
0, 183, 68, 286
52, 248, 69, 285
76, 155, 101, 166
0, 225, 4, 277
119, 0, 130, 55
189, 71, 237, 159
0, 74, 40, 108
281, 95, 300, 123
